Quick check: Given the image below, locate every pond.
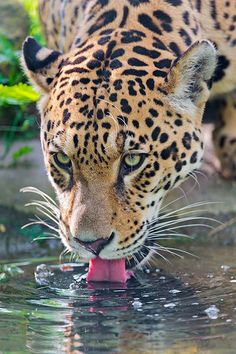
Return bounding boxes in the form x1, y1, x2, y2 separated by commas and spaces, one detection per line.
0, 236, 235, 353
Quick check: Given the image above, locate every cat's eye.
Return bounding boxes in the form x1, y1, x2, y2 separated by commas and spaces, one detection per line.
53, 152, 71, 169
122, 153, 147, 174
124, 154, 142, 167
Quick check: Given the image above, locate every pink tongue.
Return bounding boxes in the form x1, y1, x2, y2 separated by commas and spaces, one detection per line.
87, 257, 132, 283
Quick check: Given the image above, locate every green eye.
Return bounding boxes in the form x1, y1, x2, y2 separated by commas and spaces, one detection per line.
122, 153, 146, 174
124, 154, 142, 167
53, 152, 71, 169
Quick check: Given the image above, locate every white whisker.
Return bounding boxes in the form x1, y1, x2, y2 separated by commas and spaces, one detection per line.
25, 200, 59, 217
158, 200, 220, 221
21, 186, 58, 206
148, 245, 184, 259
43, 232, 60, 239
194, 169, 209, 180
149, 216, 220, 232
148, 233, 192, 240
34, 207, 59, 225
160, 200, 214, 215
32, 236, 57, 242
59, 248, 70, 263
153, 245, 197, 258
158, 208, 210, 221
165, 246, 197, 258
176, 185, 188, 202
160, 195, 187, 213
144, 245, 172, 264
188, 171, 201, 190
149, 224, 215, 235
22, 215, 59, 233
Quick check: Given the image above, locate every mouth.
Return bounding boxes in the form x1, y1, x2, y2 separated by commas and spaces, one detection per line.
73, 232, 151, 283
74, 232, 129, 282
74, 232, 115, 256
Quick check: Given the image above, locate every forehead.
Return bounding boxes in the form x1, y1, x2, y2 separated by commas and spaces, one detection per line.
42, 58, 172, 158
46, 68, 166, 126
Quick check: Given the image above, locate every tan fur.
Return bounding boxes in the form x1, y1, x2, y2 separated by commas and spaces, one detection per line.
22, 0, 236, 261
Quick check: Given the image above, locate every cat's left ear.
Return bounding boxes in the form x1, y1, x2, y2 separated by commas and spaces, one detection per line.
22, 37, 63, 93
162, 40, 217, 114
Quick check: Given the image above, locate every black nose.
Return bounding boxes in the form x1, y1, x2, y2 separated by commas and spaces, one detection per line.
75, 232, 115, 256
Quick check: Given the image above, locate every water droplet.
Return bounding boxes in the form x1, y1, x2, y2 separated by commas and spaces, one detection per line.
204, 305, 220, 319
73, 273, 87, 282
132, 300, 142, 309
169, 289, 181, 294
34, 264, 54, 286
164, 303, 176, 309
207, 273, 214, 278
221, 265, 230, 272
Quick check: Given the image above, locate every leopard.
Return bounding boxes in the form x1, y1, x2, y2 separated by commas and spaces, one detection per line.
22, 0, 236, 281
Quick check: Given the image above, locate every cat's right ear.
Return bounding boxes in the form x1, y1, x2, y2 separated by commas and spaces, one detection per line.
22, 37, 63, 93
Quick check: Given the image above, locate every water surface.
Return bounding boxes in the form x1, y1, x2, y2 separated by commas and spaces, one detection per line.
0, 243, 235, 354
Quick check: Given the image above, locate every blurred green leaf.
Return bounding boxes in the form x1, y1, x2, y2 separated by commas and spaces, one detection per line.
18, 0, 45, 43
3, 265, 24, 276
0, 83, 39, 105
0, 264, 24, 283
0, 272, 8, 283
0, 0, 43, 161
11, 145, 33, 161
21, 118, 32, 131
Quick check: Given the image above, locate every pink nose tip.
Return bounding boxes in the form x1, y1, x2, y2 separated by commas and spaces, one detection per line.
75, 233, 115, 256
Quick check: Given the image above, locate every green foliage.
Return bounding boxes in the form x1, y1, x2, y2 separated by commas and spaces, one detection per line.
0, 83, 39, 105
0, 264, 23, 284
12, 145, 33, 162
0, 36, 22, 85
18, 0, 45, 43
0, 0, 43, 163
0, 82, 39, 160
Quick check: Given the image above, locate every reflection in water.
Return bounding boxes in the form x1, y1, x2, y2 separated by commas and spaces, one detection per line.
0, 245, 236, 354
27, 268, 206, 354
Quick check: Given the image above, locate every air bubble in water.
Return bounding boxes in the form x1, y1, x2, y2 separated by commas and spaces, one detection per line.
204, 305, 220, 319
132, 300, 143, 309
164, 303, 176, 309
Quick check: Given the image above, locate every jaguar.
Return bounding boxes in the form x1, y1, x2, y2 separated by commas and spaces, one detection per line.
22, 0, 236, 281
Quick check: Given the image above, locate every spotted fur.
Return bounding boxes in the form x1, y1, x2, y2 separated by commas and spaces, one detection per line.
22, 0, 236, 261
